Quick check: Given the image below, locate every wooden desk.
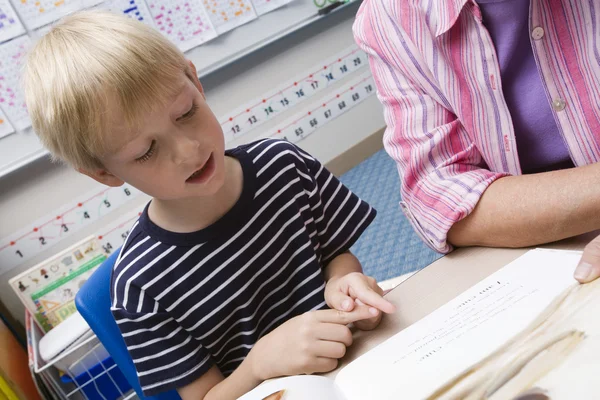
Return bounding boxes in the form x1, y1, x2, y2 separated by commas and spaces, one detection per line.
326, 232, 597, 380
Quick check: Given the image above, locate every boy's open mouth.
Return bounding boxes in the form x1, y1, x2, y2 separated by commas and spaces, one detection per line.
186, 153, 215, 184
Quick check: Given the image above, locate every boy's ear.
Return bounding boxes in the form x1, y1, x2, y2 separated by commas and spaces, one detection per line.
186, 60, 204, 96
78, 168, 125, 187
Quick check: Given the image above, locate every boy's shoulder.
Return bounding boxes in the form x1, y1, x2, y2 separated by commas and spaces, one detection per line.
110, 220, 159, 305
231, 138, 316, 169
109, 218, 189, 309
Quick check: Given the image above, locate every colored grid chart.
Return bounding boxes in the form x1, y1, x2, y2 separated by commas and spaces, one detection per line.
0, 0, 25, 43
0, 35, 31, 130
0, 106, 14, 138
219, 45, 368, 143
146, 0, 217, 52
202, 0, 256, 34
102, 0, 155, 24
9, 0, 99, 30
249, 0, 291, 16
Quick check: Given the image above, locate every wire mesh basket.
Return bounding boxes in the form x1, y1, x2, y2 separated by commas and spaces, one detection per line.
27, 312, 137, 400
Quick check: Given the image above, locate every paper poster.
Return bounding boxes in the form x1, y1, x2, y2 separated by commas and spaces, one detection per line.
101, 0, 154, 25
9, 236, 107, 333
250, 0, 293, 16
0, 0, 25, 43
146, 0, 217, 52
0, 35, 31, 130
0, 106, 14, 138
8, 0, 94, 30
202, 0, 257, 34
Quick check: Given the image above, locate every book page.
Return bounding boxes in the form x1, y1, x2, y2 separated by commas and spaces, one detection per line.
513, 275, 600, 399
334, 249, 582, 400
238, 375, 345, 400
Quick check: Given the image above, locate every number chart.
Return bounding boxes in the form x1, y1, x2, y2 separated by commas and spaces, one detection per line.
9, 0, 100, 30
202, 0, 256, 34
0, 0, 25, 43
0, 106, 14, 138
0, 184, 142, 275
270, 70, 375, 143
249, 0, 291, 16
220, 45, 368, 143
146, 0, 217, 52
96, 206, 144, 255
0, 34, 31, 131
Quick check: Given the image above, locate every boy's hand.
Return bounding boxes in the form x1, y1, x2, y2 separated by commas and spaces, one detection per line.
248, 306, 375, 380
324, 272, 396, 331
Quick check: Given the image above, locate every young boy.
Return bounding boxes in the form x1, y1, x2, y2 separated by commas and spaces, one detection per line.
23, 11, 395, 399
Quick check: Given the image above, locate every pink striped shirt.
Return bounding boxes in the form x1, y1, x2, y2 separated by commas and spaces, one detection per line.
353, 0, 600, 253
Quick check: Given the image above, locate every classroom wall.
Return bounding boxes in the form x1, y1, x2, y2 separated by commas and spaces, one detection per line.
0, 3, 386, 324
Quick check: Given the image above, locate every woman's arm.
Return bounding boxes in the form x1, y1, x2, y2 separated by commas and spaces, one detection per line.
448, 163, 600, 248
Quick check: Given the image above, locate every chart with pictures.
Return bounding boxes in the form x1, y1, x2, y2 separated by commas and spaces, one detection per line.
250, 0, 292, 16
0, 0, 25, 43
0, 34, 31, 131
202, 0, 256, 34
146, 0, 217, 52
9, 236, 107, 333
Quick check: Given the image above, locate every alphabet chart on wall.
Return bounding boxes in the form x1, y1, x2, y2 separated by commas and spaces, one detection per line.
0, 44, 376, 276
9, 0, 100, 30
0, 106, 14, 138
0, 0, 25, 43
219, 45, 368, 143
202, 0, 256, 34
249, 0, 291, 16
0, 34, 31, 131
146, 0, 217, 52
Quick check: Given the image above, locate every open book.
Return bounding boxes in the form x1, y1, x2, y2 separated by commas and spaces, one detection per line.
239, 248, 600, 400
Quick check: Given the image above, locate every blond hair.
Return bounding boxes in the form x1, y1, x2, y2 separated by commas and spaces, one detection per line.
23, 10, 189, 170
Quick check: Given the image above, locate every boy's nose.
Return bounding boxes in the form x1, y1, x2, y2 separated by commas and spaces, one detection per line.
172, 136, 200, 165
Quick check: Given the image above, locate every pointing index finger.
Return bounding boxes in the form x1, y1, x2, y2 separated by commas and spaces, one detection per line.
314, 305, 375, 325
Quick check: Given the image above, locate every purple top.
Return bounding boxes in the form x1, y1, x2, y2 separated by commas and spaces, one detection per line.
478, 0, 574, 174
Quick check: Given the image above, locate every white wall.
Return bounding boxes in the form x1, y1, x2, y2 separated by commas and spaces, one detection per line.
0, 3, 385, 324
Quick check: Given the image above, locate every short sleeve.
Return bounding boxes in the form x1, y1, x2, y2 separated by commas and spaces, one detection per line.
294, 146, 376, 263
111, 306, 213, 396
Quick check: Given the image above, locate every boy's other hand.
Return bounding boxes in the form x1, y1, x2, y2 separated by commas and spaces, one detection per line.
324, 272, 396, 331
248, 306, 375, 381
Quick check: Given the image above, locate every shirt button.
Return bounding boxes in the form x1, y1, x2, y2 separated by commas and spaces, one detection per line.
532, 26, 545, 40
552, 98, 566, 111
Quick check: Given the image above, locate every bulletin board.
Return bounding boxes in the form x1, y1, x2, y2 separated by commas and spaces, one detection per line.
0, 0, 358, 178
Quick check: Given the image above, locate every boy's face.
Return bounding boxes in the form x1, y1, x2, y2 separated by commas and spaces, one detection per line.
85, 63, 226, 201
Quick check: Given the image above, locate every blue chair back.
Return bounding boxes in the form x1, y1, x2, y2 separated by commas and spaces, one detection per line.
75, 249, 181, 400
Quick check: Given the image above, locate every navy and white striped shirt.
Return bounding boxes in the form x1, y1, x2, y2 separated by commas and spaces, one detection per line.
111, 139, 376, 396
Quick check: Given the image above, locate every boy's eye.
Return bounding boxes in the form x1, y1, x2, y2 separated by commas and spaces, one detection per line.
136, 140, 156, 163
177, 103, 198, 122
